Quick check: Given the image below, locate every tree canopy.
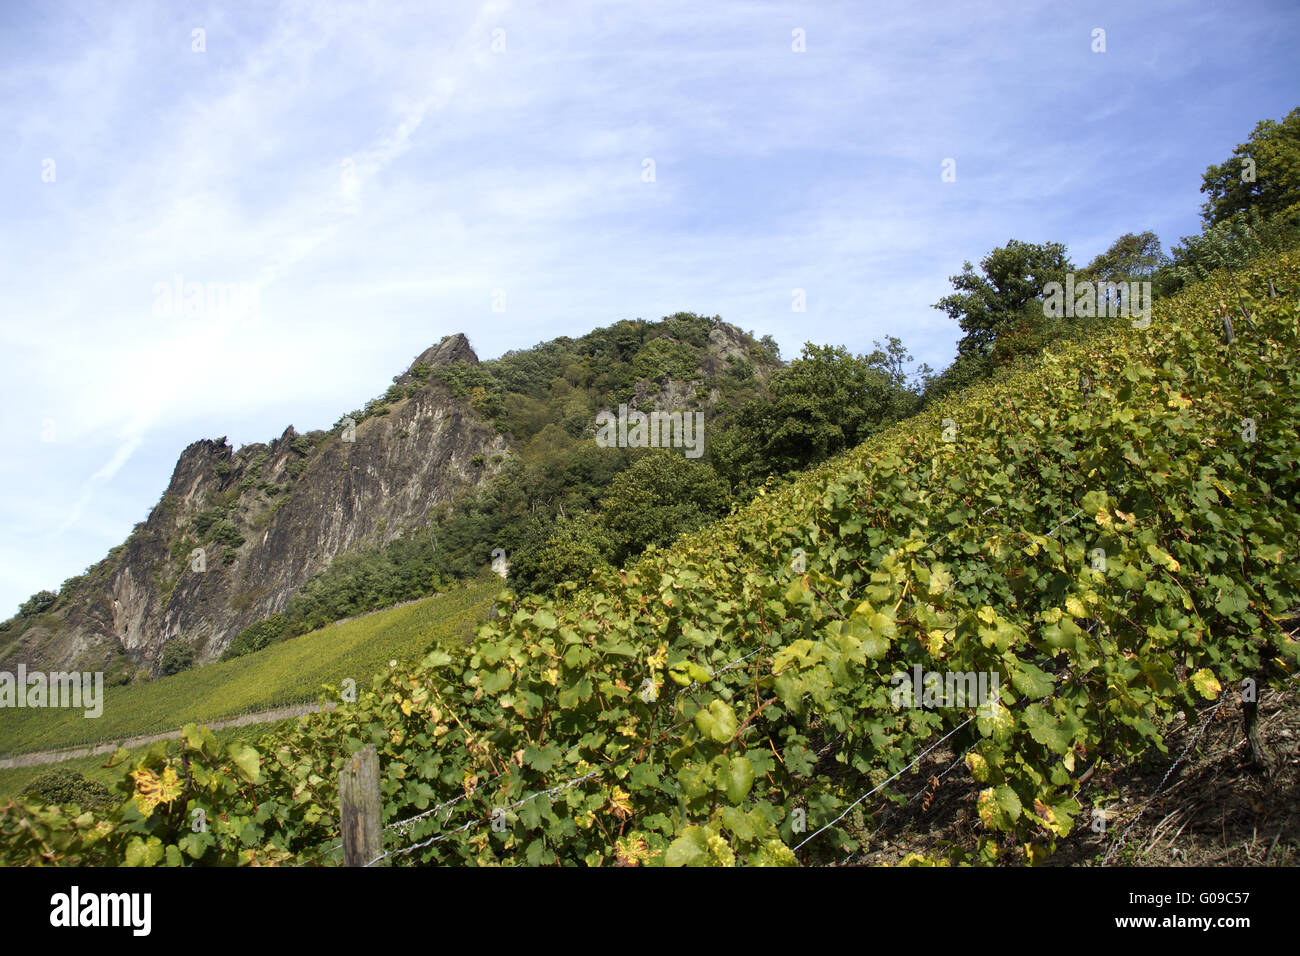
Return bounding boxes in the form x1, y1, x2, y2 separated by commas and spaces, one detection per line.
1081, 231, 1168, 282
933, 239, 1073, 356
1199, 106, 1300, 226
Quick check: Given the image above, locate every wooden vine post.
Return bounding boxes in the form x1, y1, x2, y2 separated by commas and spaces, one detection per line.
340, 744, 382, 866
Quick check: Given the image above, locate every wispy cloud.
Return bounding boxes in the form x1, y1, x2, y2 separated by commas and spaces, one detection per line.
1, 0, 1297, 613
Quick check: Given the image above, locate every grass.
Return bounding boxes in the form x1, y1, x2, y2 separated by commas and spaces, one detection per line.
0, 578, 499, 758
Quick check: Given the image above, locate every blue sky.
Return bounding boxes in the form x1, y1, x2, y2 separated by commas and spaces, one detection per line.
1, 0, 1297, 616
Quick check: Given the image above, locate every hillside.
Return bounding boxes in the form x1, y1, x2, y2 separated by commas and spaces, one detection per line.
4, 249, 1294, 867
0, 315, 781, 676
0, 579, 496, 764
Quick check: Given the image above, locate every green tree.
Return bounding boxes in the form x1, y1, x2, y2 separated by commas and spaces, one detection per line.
599, 452, 731, 566
632, 337, 698, 384
159, 637, 196, 677
933, 239, 1073, 356
17, 590, 57, 617
509, 513, 614, 595
220, 614, 288, 660
1081, 231, 1168, 282
712, 340, 922, 497
1199, 106, 1300, 226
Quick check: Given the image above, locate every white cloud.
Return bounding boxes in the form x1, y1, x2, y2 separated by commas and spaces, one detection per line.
0, 0, 1295, 613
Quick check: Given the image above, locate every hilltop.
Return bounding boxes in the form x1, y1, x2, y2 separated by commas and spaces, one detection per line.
0, 315, 785, 677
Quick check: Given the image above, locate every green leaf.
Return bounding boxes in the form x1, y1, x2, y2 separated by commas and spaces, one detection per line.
1080, 490, 1108, 515
226, 743, 261, 784
523, 744, 561, 773
723, 756, 755, 804
771, 640, 816, 674
668, 659, 713, 685
720, 806, 754, 841
664, 826, 709, 867
693, 701, 738, 744
124, 836, 164, 867
421, 649, 453, 668
1023, 704, 1077, 754
994, 784, 1022, 820
1010, 662, 1054, 700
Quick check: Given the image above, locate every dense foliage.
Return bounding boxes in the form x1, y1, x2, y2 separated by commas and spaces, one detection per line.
934, 239, 1074, 358
1199, 106, 1300, 227
21, 769, 115, 813
226, 317, 926, 652
158, 638, 196, 677
710, 340, 925, 500
17, 590, 57, 618
3, 247, 1294, 867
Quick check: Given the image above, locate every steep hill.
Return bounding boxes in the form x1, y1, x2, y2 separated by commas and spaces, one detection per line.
1, 334, 505, 676
0, 579, 496, 761
0, 316, 779, 676
4, 251, 1293, 867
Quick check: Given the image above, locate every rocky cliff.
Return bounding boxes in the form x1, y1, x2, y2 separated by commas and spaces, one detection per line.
1, 317, 782, 679
2, 334, 507, 675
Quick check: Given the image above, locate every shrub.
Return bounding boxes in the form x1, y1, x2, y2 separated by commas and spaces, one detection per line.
193, 508, 225, 538
599, 451, 732, 567
221, 614, 288, 661
209, 520, 245, 549
159, 638, 196, 677
21, 769, 115, 812
17, 590, 57, 618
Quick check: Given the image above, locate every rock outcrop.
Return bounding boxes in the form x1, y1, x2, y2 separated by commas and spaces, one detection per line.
5, 336, 506, 673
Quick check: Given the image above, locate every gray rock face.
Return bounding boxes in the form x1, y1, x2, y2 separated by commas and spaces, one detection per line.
3, 321, 783, 677
404, 332, 479, 373
10, 337, 506, 673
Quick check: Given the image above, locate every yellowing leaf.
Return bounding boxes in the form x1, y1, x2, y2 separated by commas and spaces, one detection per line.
1191, 668, 1221, 700
771, 640, 815, 675
927, 565, 953, 595
615, 834, 652, 866
607, 786, 633, 821
130, 765, 183, 818
1146, 543, 1181, 573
